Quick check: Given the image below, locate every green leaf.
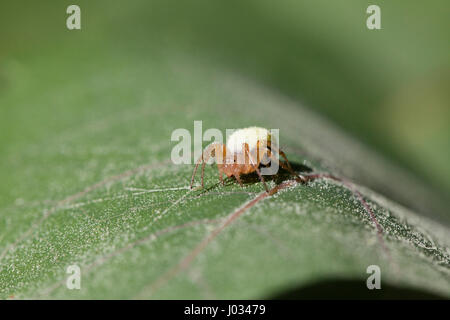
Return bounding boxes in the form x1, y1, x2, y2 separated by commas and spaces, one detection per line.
1, 50, 449, 299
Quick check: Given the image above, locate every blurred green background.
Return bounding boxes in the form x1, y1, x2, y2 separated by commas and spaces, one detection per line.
1, 0, 449, 203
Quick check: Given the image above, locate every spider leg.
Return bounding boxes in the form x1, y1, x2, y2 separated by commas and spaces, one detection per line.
201, 160, 206, 188
200, 146, 214, 187
243, 143, 269, 192
191, 143, 225, 188
190, 154, 203, 189
210, 144, 227, 186
234, 174, 243, 187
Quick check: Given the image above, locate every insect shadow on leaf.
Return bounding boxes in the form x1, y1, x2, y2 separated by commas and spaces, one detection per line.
190, 127, 310, 192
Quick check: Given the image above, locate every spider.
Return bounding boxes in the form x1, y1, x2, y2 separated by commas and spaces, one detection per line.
190, 127, 306, 192
190, 127, 389, 258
